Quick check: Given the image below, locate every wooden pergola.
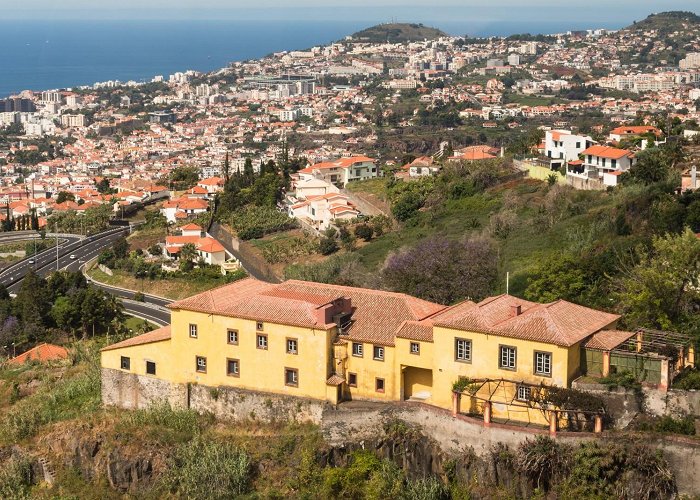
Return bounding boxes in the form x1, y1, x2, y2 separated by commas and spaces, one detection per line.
452, 378, 605, 434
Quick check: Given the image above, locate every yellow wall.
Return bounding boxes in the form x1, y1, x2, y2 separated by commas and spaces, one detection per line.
431, 326, 575, 411
102, 306, 588, 427
101, 340, 174, 379
344, 341, 398, 401
169, 309, 334, 400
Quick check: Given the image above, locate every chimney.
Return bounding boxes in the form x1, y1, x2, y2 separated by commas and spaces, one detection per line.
692, 166, 697, 189
511, 304, 522, 317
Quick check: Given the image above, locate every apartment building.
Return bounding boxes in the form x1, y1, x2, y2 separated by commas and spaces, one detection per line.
100, 278, 678, 427
60, 114, 87, 128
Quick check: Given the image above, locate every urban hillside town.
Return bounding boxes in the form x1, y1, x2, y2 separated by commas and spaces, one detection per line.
2, 9, 700, 499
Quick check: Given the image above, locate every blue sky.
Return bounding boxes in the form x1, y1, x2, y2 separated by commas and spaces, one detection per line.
5, 1, 699, 28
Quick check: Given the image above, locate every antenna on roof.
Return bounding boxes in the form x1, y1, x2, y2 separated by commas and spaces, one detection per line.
506, 271, 509, 295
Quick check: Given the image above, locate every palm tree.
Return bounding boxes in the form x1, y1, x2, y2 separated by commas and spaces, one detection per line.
179, 243, 198, 270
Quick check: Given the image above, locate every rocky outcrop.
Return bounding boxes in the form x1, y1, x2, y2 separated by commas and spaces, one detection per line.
31, 422, 165, 493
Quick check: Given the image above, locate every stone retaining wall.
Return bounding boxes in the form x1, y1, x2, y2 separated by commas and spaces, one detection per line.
188, 383, 327, 424
101, 368, 187, 410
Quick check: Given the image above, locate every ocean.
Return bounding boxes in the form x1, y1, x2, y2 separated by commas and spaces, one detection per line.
0, 17, 632, 98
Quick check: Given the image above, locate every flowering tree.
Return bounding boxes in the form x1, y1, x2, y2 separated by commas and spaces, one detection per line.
382, 235, 498, 304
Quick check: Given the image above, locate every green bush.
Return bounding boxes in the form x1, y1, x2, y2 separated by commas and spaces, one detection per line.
230, 206, 295, 240
672, 368, 700, 390
319, 237, 339, 255
0, 457, 32, 499
163, 437, 252, 499
599, 370, 640, 390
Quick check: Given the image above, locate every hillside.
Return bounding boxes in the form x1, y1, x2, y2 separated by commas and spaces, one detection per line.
625, 11, 700, 32
349, 23, 447, 43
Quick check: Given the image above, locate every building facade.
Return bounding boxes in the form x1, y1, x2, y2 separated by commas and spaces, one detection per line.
101, 278, 679, 427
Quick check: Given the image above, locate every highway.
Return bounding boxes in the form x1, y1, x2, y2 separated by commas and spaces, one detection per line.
0, 227, 172, 327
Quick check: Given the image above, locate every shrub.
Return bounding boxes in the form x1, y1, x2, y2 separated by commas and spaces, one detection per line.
0, 457, 32, 499
230, 206, 296, 240
599, 370, 639, 390
163, 437, 252, 499
672, 367, 700, 390
319, 237, 339, 256
516, 436, 571, 490
354, 223, 374, 241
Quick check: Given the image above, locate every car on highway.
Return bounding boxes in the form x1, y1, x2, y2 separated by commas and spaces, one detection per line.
28, 260, 35, 264
70, 254, 77, 260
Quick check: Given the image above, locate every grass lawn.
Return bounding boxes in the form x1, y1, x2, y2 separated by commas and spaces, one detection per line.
345, 178, 389, 200
122, 315, 158, 332
89, 268, 229, 300
127, 226, 168, 252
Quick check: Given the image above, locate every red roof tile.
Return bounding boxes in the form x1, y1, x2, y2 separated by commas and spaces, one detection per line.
101, 326, 172, 351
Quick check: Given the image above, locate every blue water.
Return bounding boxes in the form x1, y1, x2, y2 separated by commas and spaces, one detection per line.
0, 20, 368, 98
0, 14, 668, 97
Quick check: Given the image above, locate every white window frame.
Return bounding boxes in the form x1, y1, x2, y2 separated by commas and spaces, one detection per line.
287, 338, 298, 355
227, 329, 238, 345
373, 345, 384, 361
189, 324, 198, 338
257, 334, 268, 350
196, 356, 207, 373
516, 385, 531, 401
499, 345, 517, 370
352, 342, 363, 357
535, 351, 552, 376
455, 338, 472, 362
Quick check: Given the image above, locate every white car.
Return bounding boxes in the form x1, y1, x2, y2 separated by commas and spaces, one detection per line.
70, 254, 77, 260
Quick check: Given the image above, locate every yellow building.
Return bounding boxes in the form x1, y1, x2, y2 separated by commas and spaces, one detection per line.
101, 278, 648, 426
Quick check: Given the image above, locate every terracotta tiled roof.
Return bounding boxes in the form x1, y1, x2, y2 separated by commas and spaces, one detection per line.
101, 326, 172, 351
581, 145, 632, 160
395, 320, 434, 342
584, 330, 635, 351
8, 343, 69, 365
326, 374, 345, 386
168, 278, 446, 346
433, 294, 619, 347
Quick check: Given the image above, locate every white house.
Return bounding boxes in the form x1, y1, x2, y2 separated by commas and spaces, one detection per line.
160, 197, 209, 223
293, 178, 340, 199
296, 156, 377, 187
164, 229, 227, 266
568, 145, 636, 186
197, 176, 225, 194
290, 193, 359, 231
545, 130, 595, 170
